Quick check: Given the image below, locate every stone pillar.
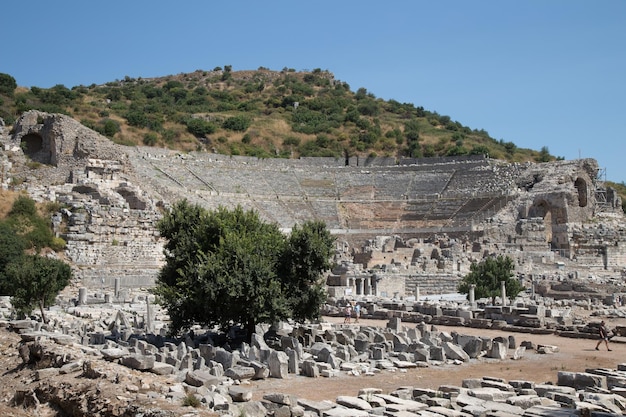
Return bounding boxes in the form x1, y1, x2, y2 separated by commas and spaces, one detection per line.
114, 277, 120, 298
415, 285, 420, 302
371, 277, 377, 297
469, 284, 476, 308
146, 297, 153, 333
357, 278, 363, 296
501, 281, 507, 307
364, 277, 371, 296
78, 287, 87, 305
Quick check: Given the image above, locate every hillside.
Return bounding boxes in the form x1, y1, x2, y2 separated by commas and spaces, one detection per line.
1, 67, 555, 162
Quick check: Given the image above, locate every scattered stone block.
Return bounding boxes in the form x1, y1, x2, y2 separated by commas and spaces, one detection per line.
487, 341, 507, 359
149, 362, 175, 375
537, 344, 559, 354
34, 367, 59, 381
120, 354, 154, 370
335, 395, 372, 410
224, 365, 255, 380
185, 369, 221, 387
557, 371, 608, 390
269, 350, 289, 378
228, 385, 253, 402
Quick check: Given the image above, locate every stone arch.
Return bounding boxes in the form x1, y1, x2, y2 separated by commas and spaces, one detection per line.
574, 177, 588, 207
528, 200, 553, 245
116, 186, 147, 210
72, 185, 110, 205
21, 133, 43, 156
20, 133, 54, 165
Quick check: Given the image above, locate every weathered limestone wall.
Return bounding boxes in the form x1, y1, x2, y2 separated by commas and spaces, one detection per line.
405, 273, 460, 296
63, 207, 164, 287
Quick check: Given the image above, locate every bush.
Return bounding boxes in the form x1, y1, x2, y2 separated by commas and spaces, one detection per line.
50, 236, 67, 251
101, 119, 120, 137
222, 115, 251, 132
9, 195, 37, 217
143, 132, 158, 146
357, 99, 380, 116
186, 118, 216, 136
292, 108, 338, 134
283, 136, 301, 147
181, 393, 201, 408
446, 145, 468, 156
125, 110, 148, 127
470, 145, 491, 156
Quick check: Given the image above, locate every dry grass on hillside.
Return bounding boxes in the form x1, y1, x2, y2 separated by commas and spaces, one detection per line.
0, 189, 18, 218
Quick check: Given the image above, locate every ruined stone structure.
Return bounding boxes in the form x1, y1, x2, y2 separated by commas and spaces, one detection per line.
1, 111, 625, 297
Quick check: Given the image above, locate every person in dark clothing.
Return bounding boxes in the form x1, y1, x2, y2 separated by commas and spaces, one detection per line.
595, 320, 612, 351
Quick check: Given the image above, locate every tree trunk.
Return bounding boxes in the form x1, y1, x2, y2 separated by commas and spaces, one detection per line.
245, 318, 256, 344
39, 298, 48, 324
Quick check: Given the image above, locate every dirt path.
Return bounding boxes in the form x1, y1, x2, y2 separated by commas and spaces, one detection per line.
249, 316, 625, 402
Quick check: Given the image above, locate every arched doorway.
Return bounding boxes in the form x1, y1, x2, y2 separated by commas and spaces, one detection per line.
529, 200, 553, 245
20, 133, 53, 164
574, 177, 588, 207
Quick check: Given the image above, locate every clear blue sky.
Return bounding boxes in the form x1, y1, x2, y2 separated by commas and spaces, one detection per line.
3, 1, 625, 182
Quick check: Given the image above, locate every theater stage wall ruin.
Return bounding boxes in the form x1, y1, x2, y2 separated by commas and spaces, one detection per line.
1, 111, 625, 299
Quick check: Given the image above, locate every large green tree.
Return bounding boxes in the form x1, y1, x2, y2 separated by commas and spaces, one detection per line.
0, 195, 71, 319
457, 255, 523, 304
153, 200, 334, 338
5, 254, 72, 323
1, 195, 63, 295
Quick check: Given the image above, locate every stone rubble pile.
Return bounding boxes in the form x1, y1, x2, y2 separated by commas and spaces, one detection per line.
323, 296, 608, 339
9, 304, 615, 417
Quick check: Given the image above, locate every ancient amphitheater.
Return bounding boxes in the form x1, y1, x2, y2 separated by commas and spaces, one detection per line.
6, 111, 626, 417
2, 110, 626, 300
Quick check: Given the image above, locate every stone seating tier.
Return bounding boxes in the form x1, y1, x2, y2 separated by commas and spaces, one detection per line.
128, 151, 521, 234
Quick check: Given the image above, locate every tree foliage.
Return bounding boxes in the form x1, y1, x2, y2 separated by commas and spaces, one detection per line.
5, 195, 56, 251
0, 221, 27, 294
457, 255, 523, 304
186, 118, 216, 136
152, 200, 334, 339
222, 115, 251, 132
0, 195, 71, 320
279, 221, 335, 321
5, 254, 72, 322
536, 146, 552, 163
0, 73, 17, 96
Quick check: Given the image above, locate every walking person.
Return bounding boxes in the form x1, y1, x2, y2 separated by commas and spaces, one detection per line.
595, 320, 612, 351
354, 303, 361, 323
343, 304, 352, 324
